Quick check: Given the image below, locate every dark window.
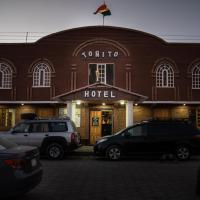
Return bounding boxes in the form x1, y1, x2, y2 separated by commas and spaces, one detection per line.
30, 123, 49, 132
89, 64, 114, 85
40, 70, 44, 86
106, 64, 113, 85
147, 122, 197, 136
147, 123, 172, 136
89, 64, 96, 84
126, 125, 144, 136
13, 123, 30, 133
0, 71, 2, 87
50, 122, 67, 132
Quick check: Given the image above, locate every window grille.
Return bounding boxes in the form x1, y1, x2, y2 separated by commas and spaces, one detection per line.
156, 63, 174, 88
0, 63, 12, 89
33, 63, 51, 87
196, 108, 200, 129
192, 64, 200, 89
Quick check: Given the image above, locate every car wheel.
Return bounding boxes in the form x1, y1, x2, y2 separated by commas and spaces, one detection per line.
106, 145, 121, 160
175, 145, 190, 161
46, 143, 65, 160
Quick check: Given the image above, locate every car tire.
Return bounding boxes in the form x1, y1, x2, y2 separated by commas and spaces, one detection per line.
46, 143, 65, 160
175, 145, 190, 161
106, 145, 121, 161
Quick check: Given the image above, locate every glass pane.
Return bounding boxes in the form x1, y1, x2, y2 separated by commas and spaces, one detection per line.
89, 64, 97, 84
106, 64, 113, 85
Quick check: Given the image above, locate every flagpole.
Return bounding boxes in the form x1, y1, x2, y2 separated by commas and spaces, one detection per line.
103, 15, 105, 26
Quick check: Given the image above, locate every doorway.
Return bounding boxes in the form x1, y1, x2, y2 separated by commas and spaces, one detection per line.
90, 110, 113, 144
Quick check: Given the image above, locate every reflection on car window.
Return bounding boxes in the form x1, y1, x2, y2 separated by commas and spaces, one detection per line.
13, 123, 30, 133
0, 145, 6, 150
127, 126, 143, 136
31, 123, 49, 133
50, 122, 67, 132
0, 137, 17, 149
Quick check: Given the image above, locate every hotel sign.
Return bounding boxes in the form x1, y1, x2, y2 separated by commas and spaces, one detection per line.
81, 50, 119, 59
83, 90, 116, 99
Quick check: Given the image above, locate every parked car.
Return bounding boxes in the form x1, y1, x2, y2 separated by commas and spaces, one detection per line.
0, 117, 81, 160
94, 119, 200, 160
0, 137, 42, 198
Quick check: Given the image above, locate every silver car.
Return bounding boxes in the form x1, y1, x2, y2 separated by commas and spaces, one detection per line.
1, 117, 81, 160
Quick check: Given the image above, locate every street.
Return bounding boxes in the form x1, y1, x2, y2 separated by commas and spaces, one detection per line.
16, 156, 199, 200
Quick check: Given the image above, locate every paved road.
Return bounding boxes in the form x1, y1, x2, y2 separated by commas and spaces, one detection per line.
16, 156, 200, 200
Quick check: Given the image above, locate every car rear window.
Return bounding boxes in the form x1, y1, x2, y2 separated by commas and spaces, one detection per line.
50, 122, 68, 132
0, 137, 17, 150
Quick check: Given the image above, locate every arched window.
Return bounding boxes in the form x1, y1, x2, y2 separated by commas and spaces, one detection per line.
0, 63, 12, 89
192, 63, 200, 89
33, 63, 51, 87
156, 63, 174, 88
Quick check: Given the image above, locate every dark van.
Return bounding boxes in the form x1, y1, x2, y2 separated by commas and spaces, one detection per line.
94, 119, 200, 160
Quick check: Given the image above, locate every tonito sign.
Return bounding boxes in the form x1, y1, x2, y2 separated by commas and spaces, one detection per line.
81, 50, 119, 59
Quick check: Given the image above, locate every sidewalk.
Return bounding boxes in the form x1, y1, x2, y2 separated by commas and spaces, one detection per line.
72, 145, 94, 156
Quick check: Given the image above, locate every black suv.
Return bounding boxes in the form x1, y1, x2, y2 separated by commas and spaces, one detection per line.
94, 119, 200, 160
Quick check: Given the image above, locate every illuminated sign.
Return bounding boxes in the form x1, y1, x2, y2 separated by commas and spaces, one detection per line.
81, 50, 119, 59
84, 90, 116, 98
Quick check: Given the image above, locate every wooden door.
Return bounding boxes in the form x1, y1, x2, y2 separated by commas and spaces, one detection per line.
90, 111, 102, 145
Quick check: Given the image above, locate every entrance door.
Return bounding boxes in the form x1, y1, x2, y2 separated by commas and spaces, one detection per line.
90, 111, 102, 144
90, 110, 113, 144
102, 110, 112, 136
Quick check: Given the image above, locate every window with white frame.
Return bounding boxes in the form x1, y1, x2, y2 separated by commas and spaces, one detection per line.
0, 63, 12, 89
89, 63, 113, 85
33, 63, 51, 87
192, 63, 200, 89
156, 63, 174, 88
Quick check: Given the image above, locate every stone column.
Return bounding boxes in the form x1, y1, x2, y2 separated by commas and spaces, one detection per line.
126, 101, 133, 127
67, 101, 76, 121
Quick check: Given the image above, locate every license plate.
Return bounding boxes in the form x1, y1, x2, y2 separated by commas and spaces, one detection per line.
31, 158, 37, 167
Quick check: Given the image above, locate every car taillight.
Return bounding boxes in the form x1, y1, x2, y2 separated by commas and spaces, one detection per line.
193, 135, 200, 141
4, 159, 26, 169
71, 133, 75, 142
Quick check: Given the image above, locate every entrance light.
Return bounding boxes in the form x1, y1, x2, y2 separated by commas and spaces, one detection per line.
134, 103, 138, 106
120, 100, 125, 105
76, 100, 81, 105
102, 102, 106, 106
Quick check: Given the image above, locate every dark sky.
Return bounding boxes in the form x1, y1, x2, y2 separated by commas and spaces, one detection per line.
0, 0, 200, 42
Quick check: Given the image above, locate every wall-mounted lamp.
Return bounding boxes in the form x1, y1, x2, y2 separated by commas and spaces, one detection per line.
120, 100, 125, 105
76, 100, 81, 105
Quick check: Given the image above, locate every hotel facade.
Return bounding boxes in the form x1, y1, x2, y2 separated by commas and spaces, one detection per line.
0, 26, 200, 144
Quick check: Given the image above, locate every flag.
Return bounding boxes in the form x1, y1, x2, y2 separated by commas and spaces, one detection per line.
94, 3, 111, 16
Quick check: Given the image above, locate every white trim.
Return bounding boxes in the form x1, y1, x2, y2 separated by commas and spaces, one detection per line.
0, 100, 200, 105
32, 86, 51, 88
0, 101, 61, 104
143, 101, 200, 104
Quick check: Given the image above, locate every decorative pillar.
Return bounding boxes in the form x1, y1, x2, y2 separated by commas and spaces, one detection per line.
67, 101, 76, 121
126, 101, 133, 127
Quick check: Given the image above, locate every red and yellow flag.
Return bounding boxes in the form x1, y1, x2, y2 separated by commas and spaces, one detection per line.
94, 3, 111, 16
